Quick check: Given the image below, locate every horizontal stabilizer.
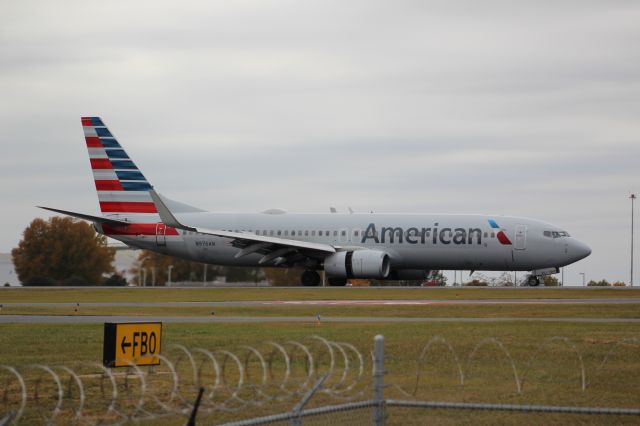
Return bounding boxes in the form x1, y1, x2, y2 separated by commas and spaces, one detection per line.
37, 206, 132, 227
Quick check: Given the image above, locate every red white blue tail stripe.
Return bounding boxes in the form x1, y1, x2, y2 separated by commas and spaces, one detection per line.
82, 117, 158, 214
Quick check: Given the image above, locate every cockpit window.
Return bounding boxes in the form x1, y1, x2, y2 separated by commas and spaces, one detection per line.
544, 230, 570, 238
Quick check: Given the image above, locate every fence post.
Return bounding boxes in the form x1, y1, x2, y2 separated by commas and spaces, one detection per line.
373, 334, 385, 426
291, 373, 329, 426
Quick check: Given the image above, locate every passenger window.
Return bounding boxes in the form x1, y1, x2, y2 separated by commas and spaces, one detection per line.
292, 230, 295, 236
354, 230, 359, 237
277, 230, 282, 236
305, 230, 309, 236
484, 232, 488, 238
341, 230, 346, 236
490, 232, 495, 238
334, 230, 338, 236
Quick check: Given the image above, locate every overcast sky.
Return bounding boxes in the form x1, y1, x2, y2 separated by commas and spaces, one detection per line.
1, 1, 639, 285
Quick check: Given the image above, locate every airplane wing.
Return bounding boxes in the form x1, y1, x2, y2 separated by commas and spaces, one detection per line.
37, 206, 132, 227
149, 190, 336, 265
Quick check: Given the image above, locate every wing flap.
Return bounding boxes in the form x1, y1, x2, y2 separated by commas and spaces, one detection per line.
195, 227, 336, 254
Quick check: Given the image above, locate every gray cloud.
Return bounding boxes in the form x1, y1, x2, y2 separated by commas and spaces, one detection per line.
1, 0, 639, 285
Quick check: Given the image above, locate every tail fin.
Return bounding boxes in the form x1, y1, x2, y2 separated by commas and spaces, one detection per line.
82, 117, 158, 215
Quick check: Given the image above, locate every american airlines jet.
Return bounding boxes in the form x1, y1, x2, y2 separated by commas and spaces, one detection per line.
40, 117, 591, 286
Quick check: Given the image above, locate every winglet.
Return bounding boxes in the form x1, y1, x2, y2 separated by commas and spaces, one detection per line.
149, 190, 196, 231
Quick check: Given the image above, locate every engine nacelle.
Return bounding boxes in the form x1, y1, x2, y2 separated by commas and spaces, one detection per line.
324, 250, 391, 279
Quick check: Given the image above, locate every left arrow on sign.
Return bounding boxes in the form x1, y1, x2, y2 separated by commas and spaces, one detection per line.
121, 336, 132, 353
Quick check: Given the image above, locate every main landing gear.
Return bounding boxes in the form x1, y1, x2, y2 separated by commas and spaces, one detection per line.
327, 277, 347, 286
301, 270, 321, 286
299, 271, 348, 286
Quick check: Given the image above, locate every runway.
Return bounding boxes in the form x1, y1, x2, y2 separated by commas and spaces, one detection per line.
1, 315, 639, 324
2, 298, 639, 308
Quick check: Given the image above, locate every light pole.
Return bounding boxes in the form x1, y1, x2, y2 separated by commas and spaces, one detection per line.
139, 258, 148, 287
579, 272, 585, 287
631, 193, 636, 286
167, 265, 174, 287
203, 264, 207, 286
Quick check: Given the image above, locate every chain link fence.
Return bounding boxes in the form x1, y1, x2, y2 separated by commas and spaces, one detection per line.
1, 335, 639, 425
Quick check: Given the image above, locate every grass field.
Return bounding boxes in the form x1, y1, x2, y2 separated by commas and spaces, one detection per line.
1, 321, 639, 425
0, 286, 639, 303
1, 287, 639, 425
2, 303, 639, 318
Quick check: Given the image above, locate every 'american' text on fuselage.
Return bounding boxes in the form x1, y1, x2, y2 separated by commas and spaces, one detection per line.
361, 223, 483, 245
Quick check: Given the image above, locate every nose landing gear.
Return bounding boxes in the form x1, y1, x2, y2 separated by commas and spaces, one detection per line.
524, 267, 560, 286
526, 275, 541, 286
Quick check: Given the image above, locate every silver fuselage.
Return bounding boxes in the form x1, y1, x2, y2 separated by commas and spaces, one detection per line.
102, 212, 591, 272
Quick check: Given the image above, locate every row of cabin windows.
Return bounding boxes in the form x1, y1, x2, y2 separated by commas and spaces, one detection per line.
224, 230, 353, 237
183, 230, 500, 239
183, 229, 355, 237
259, 229, 351, 237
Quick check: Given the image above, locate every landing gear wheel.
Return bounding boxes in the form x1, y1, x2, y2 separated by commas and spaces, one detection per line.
527, 276, 540, 287
301, 270, 321, 286
328, 277, 348, 286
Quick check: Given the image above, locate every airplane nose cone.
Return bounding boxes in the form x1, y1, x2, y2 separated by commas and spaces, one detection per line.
570, 240, 591, 262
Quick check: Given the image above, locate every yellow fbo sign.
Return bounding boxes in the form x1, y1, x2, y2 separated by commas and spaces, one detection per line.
103, 322, 162, 367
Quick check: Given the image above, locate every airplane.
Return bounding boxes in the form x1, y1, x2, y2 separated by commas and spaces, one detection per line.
39, 117, 591, 286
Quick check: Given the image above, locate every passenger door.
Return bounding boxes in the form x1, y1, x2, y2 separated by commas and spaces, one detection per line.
514, 225, 527, 250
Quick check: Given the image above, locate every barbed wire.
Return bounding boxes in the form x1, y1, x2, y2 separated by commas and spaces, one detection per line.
389, 334, 639, 401
1, 335, 639, 425
0, 335, 369, 425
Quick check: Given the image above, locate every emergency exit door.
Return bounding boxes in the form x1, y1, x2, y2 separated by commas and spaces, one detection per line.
514, 225, 527, 250
156, 223, 167, 246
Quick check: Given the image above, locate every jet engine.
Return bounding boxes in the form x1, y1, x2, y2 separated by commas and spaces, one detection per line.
324, 250, 391, 279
